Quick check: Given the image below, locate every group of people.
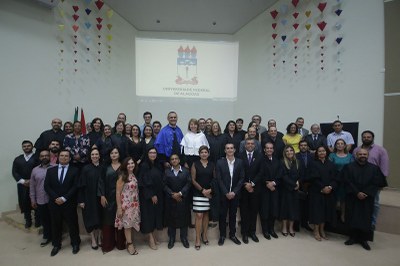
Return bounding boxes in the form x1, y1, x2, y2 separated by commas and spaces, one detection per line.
12, 112, 389, 257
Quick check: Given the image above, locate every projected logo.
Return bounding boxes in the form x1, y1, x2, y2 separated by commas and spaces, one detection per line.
176, 46, 198, 85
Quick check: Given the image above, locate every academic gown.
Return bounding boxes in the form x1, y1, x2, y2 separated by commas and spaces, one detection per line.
308, 159, 338, 225
259, 156, 282, 220
127, 139, 144, 162
343, 161, 387, 240
137, 161, 165, 234
78, 163, 103, 232
97, 165, 119, 226
163, 167, 192, 228
279, 161, 304, 221
206, 134, 225, 164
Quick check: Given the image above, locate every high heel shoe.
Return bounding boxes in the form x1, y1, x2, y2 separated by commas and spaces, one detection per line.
289, 232, 295, 237
126, 242, 138, 255
201, 234, 209, 245
320, 231, 328, 240
281, 231, 288, 237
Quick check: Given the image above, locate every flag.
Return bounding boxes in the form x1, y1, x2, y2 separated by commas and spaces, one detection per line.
74, 107, 79, 122
81, 108, 86, 135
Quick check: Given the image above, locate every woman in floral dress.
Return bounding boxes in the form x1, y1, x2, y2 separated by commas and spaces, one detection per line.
115, 157, 141, 255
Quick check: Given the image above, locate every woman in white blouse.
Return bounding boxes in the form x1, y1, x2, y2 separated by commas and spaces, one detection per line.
180, 118, 210, 169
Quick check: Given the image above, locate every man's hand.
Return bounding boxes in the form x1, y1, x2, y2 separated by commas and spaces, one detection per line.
100, 196, 108, 207
55, 197, 64, 205
172, 192, 182, 202
266, 181, 276, 191
244, 182, 254, 193
357, 192, 368, 200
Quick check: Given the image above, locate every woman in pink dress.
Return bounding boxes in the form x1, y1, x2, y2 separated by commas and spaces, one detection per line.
115, 157, 141, 255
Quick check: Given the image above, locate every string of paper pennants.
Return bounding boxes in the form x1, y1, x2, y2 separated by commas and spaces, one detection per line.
270, 0, 344, 74
56, 0, 114, 82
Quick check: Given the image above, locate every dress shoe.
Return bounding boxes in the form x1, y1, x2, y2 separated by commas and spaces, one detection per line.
91, 245, 99, 250
242, 235, 249, 244
72, 245, 80, 254
263, 232, 271, 240
250, 233, 259, 243
230, 236, 241, 245
270, 231, 278, 239
344, 238, 355, 246
24, 221, 32, 229
40, 239, 51, 247
208, 222, 218, 228
289, 232, 296, 237
50, 246, 61, 256
281, 231, 288, 237
218, 236, 225, 246
168, 239, 175, 249
360, 241, 371, 251
181, 238, 190, 248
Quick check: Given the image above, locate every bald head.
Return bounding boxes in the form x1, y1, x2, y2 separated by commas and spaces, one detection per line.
356, 148, 369, 164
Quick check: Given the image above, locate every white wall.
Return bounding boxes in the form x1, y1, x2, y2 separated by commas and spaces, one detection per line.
0, 0, 385, 213
234, 0, 385, 141
0, 0, 137, 213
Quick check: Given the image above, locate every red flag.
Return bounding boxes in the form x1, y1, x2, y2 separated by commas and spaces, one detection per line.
81, 108, 87, 135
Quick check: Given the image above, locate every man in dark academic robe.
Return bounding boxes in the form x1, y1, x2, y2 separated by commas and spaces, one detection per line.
342, 148, 387, 251
295, 140, 314, 231
44, 150, 81, 256
239, 138, 263, 244
259, 142, 281, 240
216, 143, 245, 246
34, 118, 66, 153
163, 154, 192, 249
12, 140, 38, 228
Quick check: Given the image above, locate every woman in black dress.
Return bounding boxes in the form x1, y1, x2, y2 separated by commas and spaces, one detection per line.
141, 125, 156, 153
97, 146, 125, 252
78, 148, 103, 249
94, 124, 113, 162
280, 145, 302, 237
128, 124, 144, 165
308, 146, 337, 241
137, 147, 164, 250
191, 146, 214, 250
206, 121, 225, 164
87, 118, 104, 148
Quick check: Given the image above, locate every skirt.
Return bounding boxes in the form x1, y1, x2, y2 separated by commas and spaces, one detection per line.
193, 196, 210, 213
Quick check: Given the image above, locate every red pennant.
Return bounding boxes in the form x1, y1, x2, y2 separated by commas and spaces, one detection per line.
95, 0, 104, 10
293, 37, 299, 44
292, 0, 299, 8
72, 5, 79, 13
320, 35, 325, 42
272, 33, 278, 40
293, 23, 299, 30
270, 10, 278, 19
96, 17, 103, 24
317, 21, 327, 31
318, 2, 327, 13
72, 25, 79, 32
96, 24, 102, 30
292, 12, 299, 19
72, 14, 79, 21
272, 23, 277, 29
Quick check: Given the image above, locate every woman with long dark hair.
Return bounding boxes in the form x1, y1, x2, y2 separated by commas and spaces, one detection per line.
115, 157, 141, 255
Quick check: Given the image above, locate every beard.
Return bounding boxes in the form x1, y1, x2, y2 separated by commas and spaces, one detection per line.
41, 158, 50, 165
362, 139, 373, 146
50, 147, 60, 153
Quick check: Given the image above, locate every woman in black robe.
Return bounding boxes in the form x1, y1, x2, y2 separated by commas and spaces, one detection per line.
97, 146, 125, 252
87, 118, 104, 149
127, 124, 144, 165
141, 125, 156, 157
206, 121, 225, 164
78, 148, 103, 249
308, 146, 338, 241
279, 145, 303, 237
163, 154, 192, 249
137, 147, 164, 250
94, 124, 113, 163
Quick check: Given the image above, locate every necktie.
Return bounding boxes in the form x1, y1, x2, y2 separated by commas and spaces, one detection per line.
248, 153, 252, 164
60, 166, 65, 183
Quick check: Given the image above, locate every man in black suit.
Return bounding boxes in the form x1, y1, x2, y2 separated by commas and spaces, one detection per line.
12, 140, 38, 228
305, 123, 327, 155
295, 140, 314, 232
216, 143, 245, 246
34, 118, 66, 153
239, 138, 263, 244
44, 150, 80, 256
296, 117, 309, 138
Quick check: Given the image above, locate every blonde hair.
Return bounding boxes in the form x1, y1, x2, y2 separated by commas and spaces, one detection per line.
283, 145, 299, 170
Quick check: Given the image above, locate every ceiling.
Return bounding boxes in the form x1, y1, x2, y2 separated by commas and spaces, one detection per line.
103, 0, 278, 34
